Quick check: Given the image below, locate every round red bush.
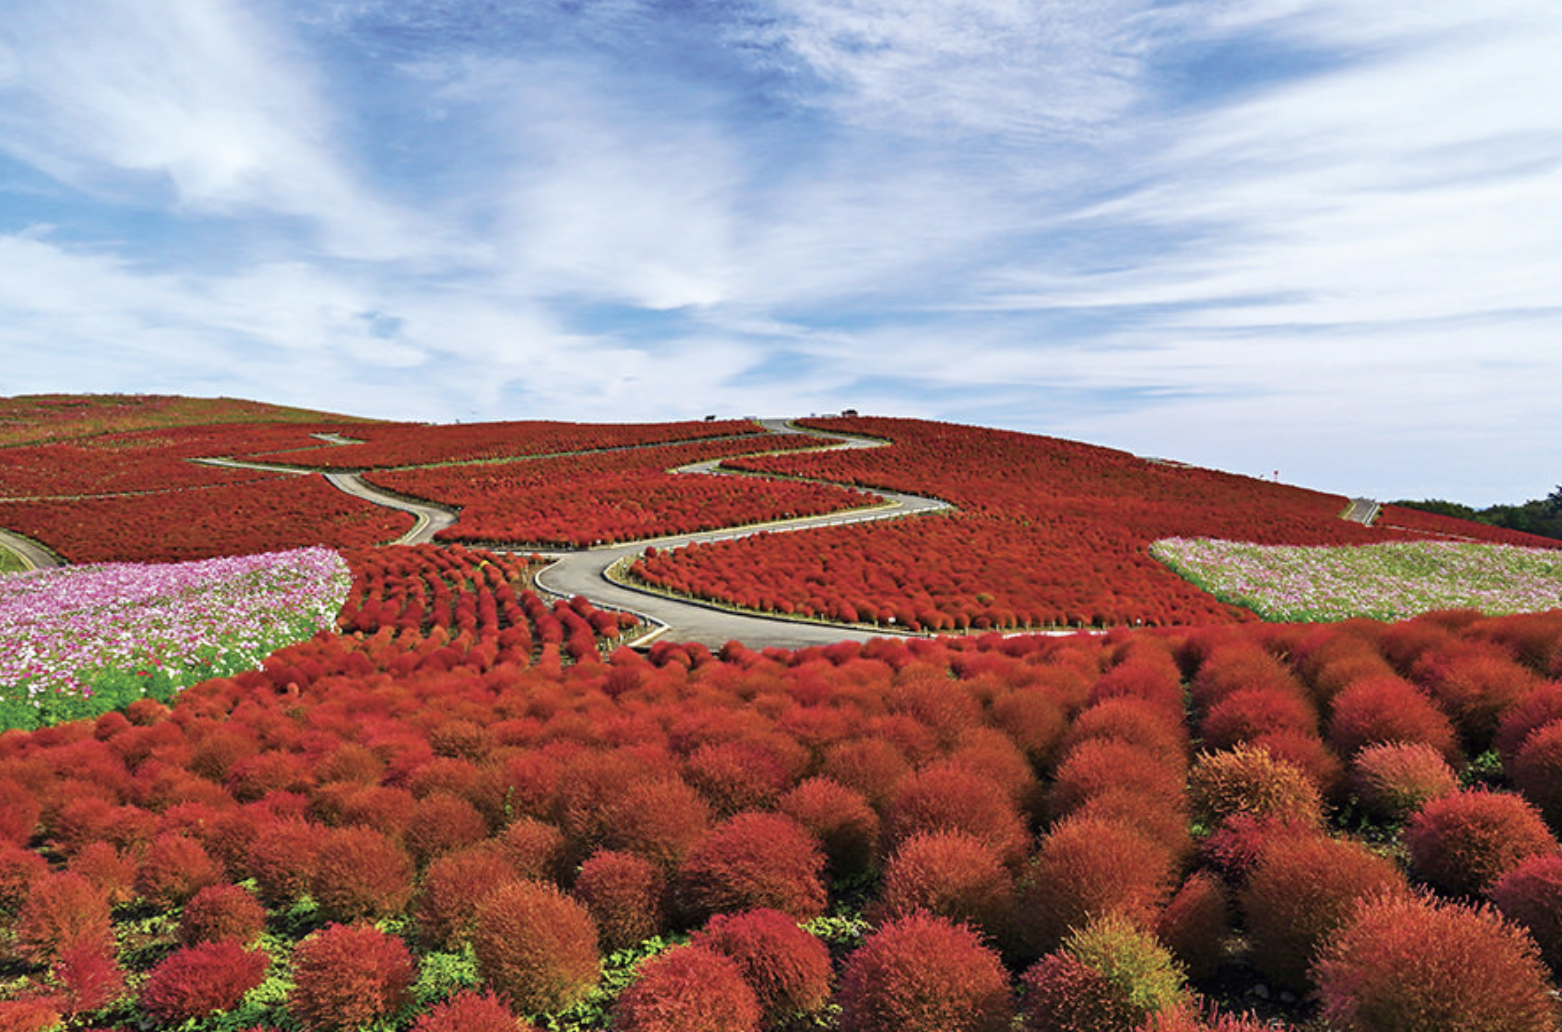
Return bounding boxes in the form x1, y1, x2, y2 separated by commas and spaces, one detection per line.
1238, 833, 1407, 991
495, 817, 570, 883
1058, 698, 1190, 773
1155, 872, 1230, 983
573, 849, 666, 953
676, 812, 826, 924
289, 922, 414, 1032
1350, 742, 1459, 823
1490, 853, 1562, 973
599, 777, 714, 873
50, 940, 126, 1017
0, 778, 41, 845
1049, 740, 1185, 830
178, 883, 266, 947
778, 776, 880, 878
140, 940, 270, 1023
821, 737, 911, 808
610, 944, 761, 1032
471, 879, 600, 1014
685, 740, 793, 817
411, 989, 539, 1032
691, 908, 832, 1025
884, 760, 1030, 868
1404, 789, 1558, 897
416, 847, 517, 951
1020, 814, 1176, 957
836, 912, 1011, 1032
991, 687, 1067, 767
1020, 914, 1189, 1032
245, 819, 322, 906
13, 871, 113, 965
405, 792, 488, 868
1326, 675, 1460, 762
1495, 681, 1562, 764
310, 825, 415, 922
1200, 688, 1317, 753
874, 830, 1017, 954
1510, 719, 1562, 829
134, 833, 221, 908
1314, 892, 1559, 1032
0, 840, 50, 913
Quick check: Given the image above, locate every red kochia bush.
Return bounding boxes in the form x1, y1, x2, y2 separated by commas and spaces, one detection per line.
1510, 719, 1562, 828
599, 777, 714, 873
1019, 914, 1189, 1032
471, 879, 600, 1014
676, 812, 826, 924
778, 777, 880, 878
310, 825, 415, 922
1058, 697, 1190, 773
1313, 892, 1559, 1032
1404, 789, 1558, 897
134, 833, 222, 908
1350, 742, 1459, 822
1495, 682, 1562, 764
51, 940, 126, 1017
411, 989, 539, 1032
178, 883, 267, 946
1155, 872, 1230, 983
1326, 675, 1460, 762
1490, 853, 1562, 973
1238, 833, 1407, 991
13, 871, 114, 965
1199, 688, 1317, 753
836, 912, 1011, 1032
0, 999, 61, 1032
610, 945, 761, 1032
289, 923, 414, 1032
691, 908, 833, 1025
874, 830, 1017, 953
884, 761, 1031, 868
140, 941, 269, 1023
246, 819, 322, 905
1020, 815, 1176, 957
0, 840, 50, 913
1049, 740, 1185, 827
573, 849, 666, 952
495, 817, 570, 883
404, 792, 488, 867
416, 848, 516, 951
1138, 1007, 1275, 1031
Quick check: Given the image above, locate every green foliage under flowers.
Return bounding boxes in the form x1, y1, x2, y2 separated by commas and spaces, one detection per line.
539, 934, 683, 1031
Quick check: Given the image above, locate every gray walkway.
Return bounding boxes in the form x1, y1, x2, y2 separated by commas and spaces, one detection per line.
1342, 497, 1381, 526
0, 528, 63, 570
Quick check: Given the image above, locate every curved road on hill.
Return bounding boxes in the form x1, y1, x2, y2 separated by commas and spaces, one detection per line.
0, 528, 63, 570
184, 419, 952, 648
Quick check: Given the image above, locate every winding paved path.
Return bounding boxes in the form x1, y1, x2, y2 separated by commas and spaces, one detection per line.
0, 528, 63, 570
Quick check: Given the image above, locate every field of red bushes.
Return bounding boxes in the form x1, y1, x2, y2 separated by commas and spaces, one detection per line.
5, 537, 1562, 1029
9, 399, 1562, 1031
630, 417, 1559, 631
367, 435, 876, 548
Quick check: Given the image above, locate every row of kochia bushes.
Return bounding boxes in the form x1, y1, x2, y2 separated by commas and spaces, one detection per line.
4, 559, 1562, 1029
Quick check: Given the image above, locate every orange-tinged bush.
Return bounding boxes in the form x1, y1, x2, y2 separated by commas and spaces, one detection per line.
410, 989, 538, 1032
415, 847, 515, 951
1155, 872, 1229, 982
471, 879, 600, 1014
178, 883, 266, 947
1404, 789, 1558, 897
836, 912, 1011, 1032
991, 688, 1068, 768
1410, 644, 1538, 750
0, 777, 41, 845
1510, 719, 1562, 829
495, 818, 570, 884
1049, 740, 1185, 826
1327, 675, 1460, 762
1059, 698, 1189, 773
245, 819, 321, 906
1200, 688, 1317, 753
676, 812, 826, 924
778, 777, 880, 878
685, 740, 793, 817
1490, 853, 1562, 974
310, 824, 415, 922
134, 833, 221, 908
1350, 742, 1458, 822
289, 923, 414, 1032
820, 738, 911, 809
691, 908, 833, 1025
599, 777, 713, 873
1021, 815, 1176, 957
1187, 745, 1323, 829
885, 760, 1032, 868
610, 944, 761, 1032
1238, 833, 1408, 991
1198, 814, 1315, 886
874, 830, 1018, 953
140, 941, 269, 1023
0, 840, 51, 913
404, 792, 488, 868
1313, 892, 1559, 1032
573, 850, 666, 953
13, 871, 113, 966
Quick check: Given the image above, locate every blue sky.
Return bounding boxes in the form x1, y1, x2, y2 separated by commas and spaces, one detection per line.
2, 1, 1559, 506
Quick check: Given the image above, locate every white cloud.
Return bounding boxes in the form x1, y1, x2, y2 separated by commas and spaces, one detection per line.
0, 0, 420, 259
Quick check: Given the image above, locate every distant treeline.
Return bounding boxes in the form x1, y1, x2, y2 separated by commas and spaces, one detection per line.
1394, 486, 1562, 542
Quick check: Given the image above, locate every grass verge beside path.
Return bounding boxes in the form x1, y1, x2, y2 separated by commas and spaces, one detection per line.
0, 543, 25, 574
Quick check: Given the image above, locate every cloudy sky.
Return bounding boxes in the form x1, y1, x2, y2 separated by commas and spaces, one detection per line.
2, 1, 1558, 505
